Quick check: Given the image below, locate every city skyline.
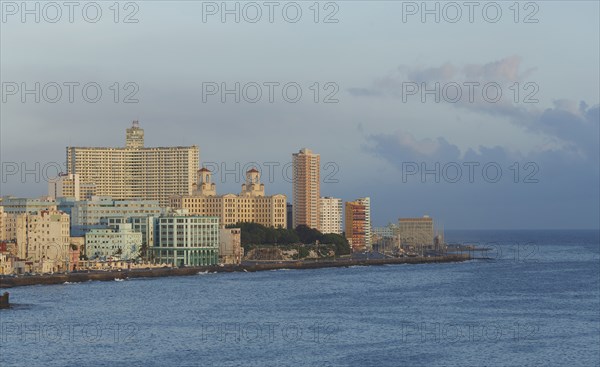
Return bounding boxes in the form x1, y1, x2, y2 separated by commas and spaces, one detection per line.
0, 119, 598, 229
1, 3, 599, 367
1, 2, 599, 230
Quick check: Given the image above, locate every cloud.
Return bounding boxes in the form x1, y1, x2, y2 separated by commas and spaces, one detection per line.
366, 101, 599, 167
364, 123, 599, 228
351, 56, 600, 160
463, 55, 536, 82
364, 131, 461, 161
404, 62, 458, 84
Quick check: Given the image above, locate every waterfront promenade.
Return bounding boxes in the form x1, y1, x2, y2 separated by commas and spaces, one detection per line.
0, 254, 471, 288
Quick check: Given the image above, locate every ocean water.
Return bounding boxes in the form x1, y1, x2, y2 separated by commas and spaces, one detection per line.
1, 230, 598, 367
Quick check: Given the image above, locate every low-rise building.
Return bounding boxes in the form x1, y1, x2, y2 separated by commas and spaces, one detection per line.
69, 237, 85, 270
69, 196, 162, 236
3, 214, 27, 259
398, 216, 435, 253
0, 196, 57, 214
153, 216, 220, 267
85, 223, 142, 260
27, 210, 71, 273
372, 223, 400, 253
2, 209, 71, 273
0, 251, 14, 275
219, 228, 242, 265
0, 242, 15, 275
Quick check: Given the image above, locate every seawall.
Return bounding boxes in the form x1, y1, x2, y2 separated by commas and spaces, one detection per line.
0, 254, 471, 288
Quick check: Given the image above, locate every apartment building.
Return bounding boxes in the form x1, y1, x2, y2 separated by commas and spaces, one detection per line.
319, 197, 343, 234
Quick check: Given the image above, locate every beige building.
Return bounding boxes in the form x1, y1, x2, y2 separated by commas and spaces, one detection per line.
3, 214, 27, 259
28, 210, 71, 272
66, 121, 199, 207
319, 197, 343, 234
2, 208, 70, 272
48, 173, 80, 200
0, 206, 5, 241
170, 168, 287, 228
219, 228, 242, 265
4, 210, 71, 273
0, 251, 13, 275
292, 148, 320, 229
48, 173, 97, 201
398, 216, 435, 251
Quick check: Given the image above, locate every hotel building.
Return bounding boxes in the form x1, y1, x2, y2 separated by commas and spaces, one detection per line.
169, 168, 287, 228
66, 121, 199, 207
319, 197, 343, 234
292, 148, 320, 229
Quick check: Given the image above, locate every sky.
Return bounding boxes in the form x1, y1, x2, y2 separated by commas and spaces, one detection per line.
1, 1, 599, 229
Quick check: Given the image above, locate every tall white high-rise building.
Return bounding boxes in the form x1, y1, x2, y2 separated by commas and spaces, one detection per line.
319, 197, 343, 234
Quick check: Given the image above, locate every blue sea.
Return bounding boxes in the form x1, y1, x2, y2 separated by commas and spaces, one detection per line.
1, 230, 599, 367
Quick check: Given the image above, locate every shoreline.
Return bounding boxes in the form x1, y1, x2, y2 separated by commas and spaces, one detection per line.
0, 254, 472, 289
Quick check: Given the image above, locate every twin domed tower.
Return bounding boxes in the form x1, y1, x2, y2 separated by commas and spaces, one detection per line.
193, 167, 265, 197
171, 166, 286, 228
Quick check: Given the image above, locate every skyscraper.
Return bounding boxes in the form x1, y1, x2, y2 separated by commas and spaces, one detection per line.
66, 121, 199, 207
292, 148, 320, 229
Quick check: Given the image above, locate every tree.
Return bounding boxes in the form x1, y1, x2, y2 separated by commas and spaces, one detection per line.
321, 233, 351, 255
295, 225, 322, 244
226, 222, 349, 256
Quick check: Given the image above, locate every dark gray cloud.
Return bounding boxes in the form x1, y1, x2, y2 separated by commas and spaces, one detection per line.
362, 101, 599, 229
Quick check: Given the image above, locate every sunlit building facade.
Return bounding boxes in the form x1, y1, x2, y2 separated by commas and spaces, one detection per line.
170, 168, 287, 228
153, 216, 219, 267
66, 121, 199, 207
319, 197, 343, 234
292, 148, 320, 229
